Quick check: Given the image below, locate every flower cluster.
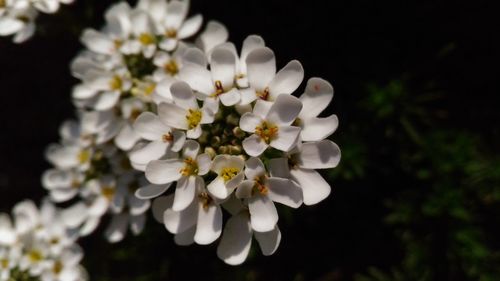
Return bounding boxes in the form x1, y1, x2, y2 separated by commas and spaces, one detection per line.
0, 0, 73, 43
0, 200, 87, 281
41, 0, 340, 266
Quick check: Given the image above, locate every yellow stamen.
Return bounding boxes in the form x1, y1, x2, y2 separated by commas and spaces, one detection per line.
165, 29, 177, 38
186, 109, 202, 129
109, 75, 123, 91
221, 167, 240, 182
53, 261, 63, 274
50, 237, 60, 245
180, 157, 198, 176
77, 150, 91, 164
164, 60, 179, 76
254, 176, 268, 195
198, 192, 212, 210
101, 186, 116, 201
28, 250, 43, 262
210, 80, 224, 97
255, 121, 278, 144
139, 33, 155, 45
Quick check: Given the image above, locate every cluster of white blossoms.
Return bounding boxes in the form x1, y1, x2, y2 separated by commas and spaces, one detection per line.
0, 200, 87, 281
0, 0, 73, 43
39, 0, 340, 266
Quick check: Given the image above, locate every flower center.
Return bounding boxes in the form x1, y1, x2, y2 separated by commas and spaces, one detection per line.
101, 186, 116, 201
165, 29, 177, 38
162, 132, 173, 143
186, 109, 202, 129
71, 179, 81, 189
180, 157, 199, 176
253, 176, 268, 195
78, 150, 91, 164
255, 121, 278, 143
28, 250, 43, 263
130, 108, 142, 121
198, 192, 213, 210
114, 39, 123, 49
211, 80, 224, 97
221, 167, 240, 182
164, 60, 179, 75
139, 33, 155, 45
256, 87, 270, 100
109, 75, 123, 91
53, 261, 63, 274
1, 259, 8, 269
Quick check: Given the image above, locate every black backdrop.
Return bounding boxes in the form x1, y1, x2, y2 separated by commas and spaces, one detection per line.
0, 0, 499, 280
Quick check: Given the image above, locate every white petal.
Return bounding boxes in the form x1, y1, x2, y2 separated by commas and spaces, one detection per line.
219, 88, 241, 106
268, 60, 304, 99
60, 202, 88, 229
240, 35, 266, 70
129, 140, 170, 165
290, 168, 331, 206
216, 212, 252, 266
164, 0, 188, 30
158, 102, 189, 130
178, 63, 214, 95
145, 159, 183, 184
248, 195, 278, 232
105, 214, 128, 243
268, 158, 292, 178
182, 140, 200, 159
242, 134, 269, 157
160, 38, 178, 51
177, 14, 203, 39
134, 112, 170, 141
79, 216, 101, 237
239, 88, 257, 105
172, 176, 196, 211
211, 46, 237, 89
42, 169, 72, 189
0, 17, 24, 36
170, 81, 199, 109
128, 195, 151, 215
299, 77, 334, 118
80, 29, 115, 55
196, 153, 212, 176
50, 188, 79, 203
153, 77, 174, 103
239, 112, 262, 133
88, 197, 109, 216
297, 140, 341, 169
194, 202, 222, 245
207, 176, 227, 200
94, 91, 120, 110
266, 94, 303, 126
187, 125, 202, 139
114, 123, 141, 151
196, 20, 228, 54
130, 214, 146, 235
244, 157, 266, 180
163, 201, 197, 234
300, 115, 339, 141
135, 183, 171, 199
267, 177, 303, 208
130, 10, 153, 35
270, 125, 300, 152
174, 226, 195, 246
182, 47, 207, 66
152, 195, 173, 223
254, 226, 281, 256
246, 47, 276, 91
72, 84, 98, 100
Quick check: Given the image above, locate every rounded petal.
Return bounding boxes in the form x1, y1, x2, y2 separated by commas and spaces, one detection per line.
211, 46, 237, 89
174, 226, 196, 246
268, 60, 304, 99
235, 180, 254, 199
290, 168, 331, 206
129, 140, 170, 165
94, 91, 121, 111
128, 195, 151, 215
297, 140, 341, 169
269, 126, 301, 152
80, 29, 115, 55
300, 115, 339, 141
244, 157, 266, 180
196, 153, 212, 176
239, 112, 262, 133
105, 214, 128, 243
172, 176, 197, 211
164, 0, 188, 29
207, 176, 227, 200
134, 112, 170, 141
242, 134, 268, 157
299, 77, 334, 118
152, 195, 173, 223
145, 159, 183, 184
158, 102, 189, 130
114, 123, 141, 151
196, 21, 228, 54
246, 47, 276, 91
135, 183, 171, 200
194, 202, 222, 245
0, 17, 24, 36
217, 212, 252, 265
170, 81, 199, 109
254, 226, 281, 256
266, 94, 303, 126
248, 195, 278, 232
267, 177, 303, 208
182, 140, 200, 159
164, 201, 197, 234
240, 35, 266, 70
178, 63, 214, 95
130, 214, 146, 235
177, 14, 203, 39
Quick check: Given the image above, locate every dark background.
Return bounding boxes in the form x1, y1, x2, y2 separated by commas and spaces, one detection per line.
1, 0, 500, 280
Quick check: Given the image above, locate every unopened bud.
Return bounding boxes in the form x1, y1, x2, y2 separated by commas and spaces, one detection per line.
232, 127, 246, 138
204, 147, 216, 159
226, 114, 240, 126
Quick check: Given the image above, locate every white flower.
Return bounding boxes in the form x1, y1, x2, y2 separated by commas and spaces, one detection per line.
206, 155, 245, 200
40, 246, 84, 281
297, 78, 339, 141
156, 81, 215, 138
195, 20, 228, 55
146, 140, 211, 211
239, 94, 303, 156
0, 6, 37, 43
0, 214, 16, 246
235, 157, 302, 232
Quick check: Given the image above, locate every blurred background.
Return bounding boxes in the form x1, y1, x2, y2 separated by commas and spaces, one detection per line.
1, 0, 500, 280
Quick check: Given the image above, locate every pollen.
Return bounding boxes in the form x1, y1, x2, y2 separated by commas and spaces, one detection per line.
164, 60, 179, 75
28, 250, 43, 262
109, 75, 123, 91
180, 157, 199, 176
186, 109, 202, 129
221, 167, 240, 182
165, 29, 177, 38
254, 176, 268, 195
53, 260, 63, 274
211, 80, 224, 97
101, 185, 116, 201
139, 33, 155, 45
162, 132, 173, 143
255, 121, 278, 144
77, 150, 91, 164
256, 87, 270, 100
